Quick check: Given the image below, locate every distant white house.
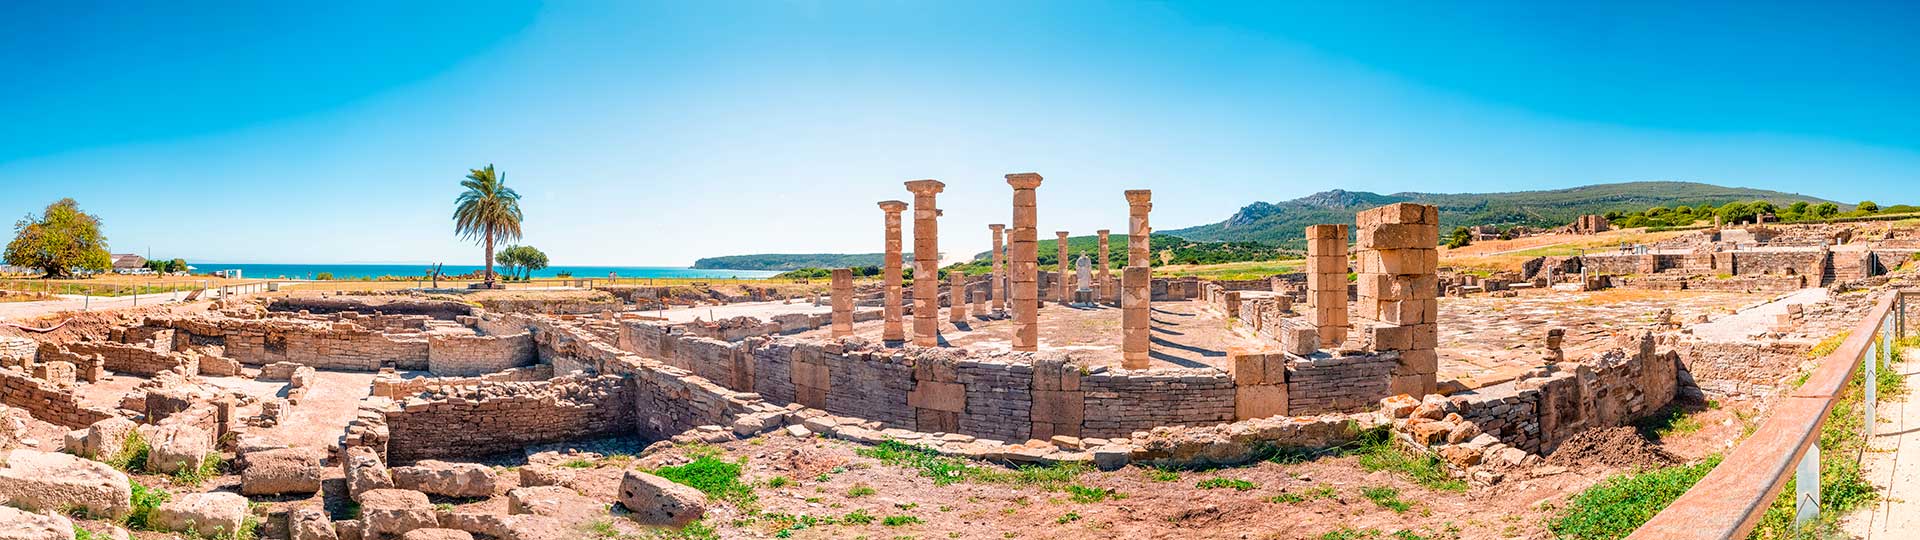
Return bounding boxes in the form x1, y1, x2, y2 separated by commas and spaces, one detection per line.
111, 253, 152, 275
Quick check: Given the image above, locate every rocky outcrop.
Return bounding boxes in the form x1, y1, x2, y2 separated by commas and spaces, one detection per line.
391, 460, 497, 498
0, 449, 132, 518
359, 489, 438, 538
617, 470, 706, 527
0, 505, 75, 540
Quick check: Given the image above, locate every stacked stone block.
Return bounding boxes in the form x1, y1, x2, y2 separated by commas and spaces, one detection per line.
1230, 349, 1288, 420
1030, 357, 1084, 439
1056, 231, 1072, 304
989, 224, 1007, 312
1304, 224, 1350, 347
1096, 229, 1115, 304
949, 271, 966, 323
1122, 190, 1153, 369
879, 201, 908, 342
907, 180, 946, 347
1007, 173, 1043, 351
1353, 203, 1440, 397
831, 268, 853, 337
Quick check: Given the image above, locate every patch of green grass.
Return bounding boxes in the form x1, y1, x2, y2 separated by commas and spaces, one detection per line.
651, 449, 757, 507
1361, 486, 1411, 513
1807, 331, 1852, 359
1065, 485, 1125, 503
1320, 527, 1384, 540
881, 515, 922, 527
1057, 511, 1081, 524
1144, 468, 1181, 482
1631, 405, 1705, 441
561, 459, 596, 469
843, 509, 876, 525
102, 431, 149, 473
73, 526, 95, 540
765, 476, 791, 489
172, 453, 225, 487
1196, 477, 1257, 491
1265, 485, 1338, 504
858, 439, 1086, 489
123, 481, 171, 530
1548, 455, 1722, 540
1345, 428, 1467, 492
846, 485, 876, 498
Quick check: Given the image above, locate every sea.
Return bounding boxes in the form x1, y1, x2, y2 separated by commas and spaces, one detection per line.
191, 263, 781, 281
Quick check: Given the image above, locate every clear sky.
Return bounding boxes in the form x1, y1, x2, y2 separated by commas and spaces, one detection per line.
4, 1, 1917, 266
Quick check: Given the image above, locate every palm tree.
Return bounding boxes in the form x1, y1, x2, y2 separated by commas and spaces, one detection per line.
452, 164, 523, 286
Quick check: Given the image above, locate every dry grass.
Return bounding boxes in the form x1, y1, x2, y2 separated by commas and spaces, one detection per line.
1154, 260, 1304, 280
1441, 229, 1694, 273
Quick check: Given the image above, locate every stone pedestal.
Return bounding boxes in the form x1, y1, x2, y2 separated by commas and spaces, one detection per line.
972, 290, 988, 317
1305, 224, 1350, 347
1353, 203, 1440, 396
879, 201, 908, 343
1056, 231, 1071, 304
830, 268, 853, 337
1007, 173, 1044, 352
906, 180, 946, 347
1122, 190, 1153, 368
949, 271, 966, 323
989, 224, 1007, 313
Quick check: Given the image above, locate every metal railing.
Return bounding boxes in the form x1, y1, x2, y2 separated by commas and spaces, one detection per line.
1630, 289, 1913, 539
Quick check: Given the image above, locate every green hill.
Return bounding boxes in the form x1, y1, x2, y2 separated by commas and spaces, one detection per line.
1165, 181, 1835, 247
692, 253, 909, 271
948, 234, 1291, 274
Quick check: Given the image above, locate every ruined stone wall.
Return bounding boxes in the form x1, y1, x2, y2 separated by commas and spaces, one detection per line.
1675, 340, 1810, 397
380, 374, 634, 462
1453, 333, 1680, 454
523, 317, 785, 444
1081, 369, 1234, 439
1729, 250, 1824, 277
267, 297, 473, 320
426, 332, 536, 376
1579, 254, 1644, 275
371, 365, 555, 398
1285, 352, 1398, 414
219, 320, 429, 371
61, 341, 195, 376
0, 368, 115, 428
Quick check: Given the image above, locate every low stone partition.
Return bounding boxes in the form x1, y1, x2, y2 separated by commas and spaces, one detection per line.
268, 296, 474, 320
370, 365, 555, 398
1674, 339, 1810, 397
57, 341, 197, 376
1619, 274, 1807, 292
426, 331, 535, 376
0, 368, 116, 428
472, 294, 626, 315
1440, 331, 1682, 455
376, 373, 637, 463
30, 343, 106, 382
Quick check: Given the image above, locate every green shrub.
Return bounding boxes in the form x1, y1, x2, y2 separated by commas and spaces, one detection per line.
1345, 428, 1466, 492
103, 431, 149, 472
1361, 486, 1410, 513
842, 509, 875, 525
845, 485, 876, 498
1065, 484, 1124, 503
881, 515, 922, 527
124, 481, 171, 530
1548, 456, 1722, 539
651, 450, 756, 507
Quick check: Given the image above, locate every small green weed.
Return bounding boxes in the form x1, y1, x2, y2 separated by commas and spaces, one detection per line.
1196, 478, 1256, 491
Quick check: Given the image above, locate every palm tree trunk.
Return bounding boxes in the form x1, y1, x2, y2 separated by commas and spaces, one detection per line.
484, 236, 496, 284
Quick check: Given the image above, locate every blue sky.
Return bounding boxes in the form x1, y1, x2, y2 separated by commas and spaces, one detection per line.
3, 1, 1917, 265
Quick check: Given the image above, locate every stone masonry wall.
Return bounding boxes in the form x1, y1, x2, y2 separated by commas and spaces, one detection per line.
0, 368, 116, 428
1080, 369, 1234, 439
60, 341, 196, 376
380, 374, 634, 462
426, 332, 536, 376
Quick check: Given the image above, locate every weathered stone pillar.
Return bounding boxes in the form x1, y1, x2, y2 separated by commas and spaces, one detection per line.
1122, 190, 1153, 369
831, 268, 853, 337
879, 201, 908, 343
1097, 229, 1113, 303
1007, 173, 1043, 352
949, 271, 966, 323
1354, 203, 1441, 396
1056, 231, 1071, 304
989, 224, 1007, 313
906, 180, 946, 347
1305, 224, 1350, 347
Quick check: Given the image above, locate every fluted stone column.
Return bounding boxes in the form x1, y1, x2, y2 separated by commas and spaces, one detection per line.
989, 224, 1007, 313
1056, 231, 1071, 304
1007, 173, 1043, 352
831, 268, 853, 337
879, 201, 908, 343
1097, 229, 1113, 304
950, 271, 966, 323
1122, 190, 1153, 369
906, 180, 945, 347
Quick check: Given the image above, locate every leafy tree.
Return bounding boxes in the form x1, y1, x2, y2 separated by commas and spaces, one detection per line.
4, 198, 111, 278
452, 164, 524, 285
1812, 202, 1841, 219
316, 272, 335, 281
166, 259, 187, 273
1444, 226, 1472, 249
1716, 202, 1756, 225
1789, 201, 1810, 214
1858, 200, 1879, 213
1749, 200, 1776, 215
494, 245, 550, 281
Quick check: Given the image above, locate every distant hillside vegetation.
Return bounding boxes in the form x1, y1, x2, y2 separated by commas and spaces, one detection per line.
1166, 181, 1833, 247
945, 234, 1290, 275
693, 253, 911, 271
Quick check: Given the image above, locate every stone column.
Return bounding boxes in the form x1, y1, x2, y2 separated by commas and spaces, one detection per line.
879, 201, 908, 343
830, 268, 853, 337
949, 271, 966, 323
1056, 231, 1071, 304
989, 224, 1007, 313
1354, 202, 1440, 397
1097, 229, 1113, 303
1122, 190, 1153, 369
1007, 173, 1043, 352
1304, 224, 1350, 347
906, 180, 946, 347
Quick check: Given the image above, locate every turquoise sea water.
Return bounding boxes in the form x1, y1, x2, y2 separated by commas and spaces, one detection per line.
193, 263, 781, 281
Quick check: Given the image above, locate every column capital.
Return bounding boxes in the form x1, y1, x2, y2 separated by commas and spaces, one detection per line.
1097, 229, 1110, 235
1055, 231, 1070, 238
1005, 173, 1044, 189
988, 223, 1005, 232
1124, 189, 1153, 205
905, 179, 946, 194
878, 200, 908, 212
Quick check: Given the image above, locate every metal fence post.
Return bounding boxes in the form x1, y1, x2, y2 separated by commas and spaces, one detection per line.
1867, 318, 1882, 437
1796, 443, 1821, 526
